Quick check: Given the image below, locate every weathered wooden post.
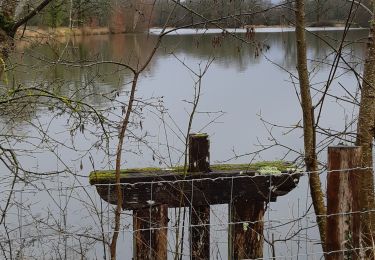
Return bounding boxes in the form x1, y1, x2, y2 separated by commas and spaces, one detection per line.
229, 198, 265, 259
326, 146, 361, 260
189, 133, 210, 260
133, 203, 168, 260
133, 204, 168, 260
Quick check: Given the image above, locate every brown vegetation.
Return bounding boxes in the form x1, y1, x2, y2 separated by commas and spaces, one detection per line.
15, 26, 110, 39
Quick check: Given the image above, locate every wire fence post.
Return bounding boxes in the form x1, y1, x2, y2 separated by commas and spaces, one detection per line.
326, 146, 361, 260
133, 203, 168, 260
189, 133, 210, 260
228, 199, 265, 259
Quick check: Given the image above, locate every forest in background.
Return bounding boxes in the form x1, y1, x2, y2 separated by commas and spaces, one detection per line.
22, 0, 373, 33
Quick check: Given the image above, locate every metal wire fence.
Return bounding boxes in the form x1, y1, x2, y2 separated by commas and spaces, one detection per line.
0, 165, 373, 259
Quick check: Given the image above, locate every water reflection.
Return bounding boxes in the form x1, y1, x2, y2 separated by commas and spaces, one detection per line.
6, 30, 368, 113
2, 29, 369, 177
0, 29, 369, 259
25, 30, 369, 61
1, 29, 368, 173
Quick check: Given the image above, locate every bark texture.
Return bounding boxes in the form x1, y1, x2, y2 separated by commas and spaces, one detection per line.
294, 0, 327, 252
188, 134, 210, 260
356, 24, 375, 258
326, 147, 361, 260
133, 205, 168, 260
229, 199, 265, 259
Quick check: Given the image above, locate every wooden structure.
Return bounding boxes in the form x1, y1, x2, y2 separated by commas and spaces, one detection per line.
89, 134, 300, 259
326, 146, 361, 260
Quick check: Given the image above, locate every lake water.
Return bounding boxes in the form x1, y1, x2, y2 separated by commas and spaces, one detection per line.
0, 28, 369, 259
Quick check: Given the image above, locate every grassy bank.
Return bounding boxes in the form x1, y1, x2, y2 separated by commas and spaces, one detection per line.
15, 26, 112, 39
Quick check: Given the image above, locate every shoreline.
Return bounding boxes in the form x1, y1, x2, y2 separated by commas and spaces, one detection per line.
149, 26, 367, 35
15, 26, 112, 39
15, 25, 367, 40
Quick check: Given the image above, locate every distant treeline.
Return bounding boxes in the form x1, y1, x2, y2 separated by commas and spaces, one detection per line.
26, 0, 372, 32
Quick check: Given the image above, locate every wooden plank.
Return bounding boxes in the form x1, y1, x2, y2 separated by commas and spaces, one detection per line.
229, 199, 265, 259
189, 133, 210, 260
133, 204, 168, 260
326, 146, 361, 260
94, 171, 300, 209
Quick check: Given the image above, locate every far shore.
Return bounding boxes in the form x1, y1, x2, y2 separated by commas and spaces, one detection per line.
149, 26, 367, 35
15, 25, 367, 40
15, 26, 112, 39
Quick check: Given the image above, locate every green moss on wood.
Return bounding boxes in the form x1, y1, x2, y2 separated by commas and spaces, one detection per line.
190, 133, 208, 138
89, 171, 129, 184
89, 161, 297, 185
210, 161, 294, 172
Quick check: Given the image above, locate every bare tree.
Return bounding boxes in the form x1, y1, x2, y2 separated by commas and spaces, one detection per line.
294, 0, 327, 252
356, 1, 375, 256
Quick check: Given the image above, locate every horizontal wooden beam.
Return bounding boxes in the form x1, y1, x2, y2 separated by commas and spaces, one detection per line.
92, 170, 300, 210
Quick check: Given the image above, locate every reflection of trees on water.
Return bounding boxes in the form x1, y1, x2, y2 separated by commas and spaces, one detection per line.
7, 33, 160, 102
0, 94, 39, 133
2, 30, 368, 124
1, 34, 160, 124
158, 30, 367, 72
276, 30, 367, 70
10, 30, 369, 83
158, 33, 265, 72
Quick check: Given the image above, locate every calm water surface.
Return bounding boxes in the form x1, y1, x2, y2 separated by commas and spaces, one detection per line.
0, 29, 368, 259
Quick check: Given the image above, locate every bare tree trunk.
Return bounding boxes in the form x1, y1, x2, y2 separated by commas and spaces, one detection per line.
110, 73, 139, 260
356, 20, 375, 258
0, 0, 53, 77
0, 8, 16, 68
108, 11, 172, 256
294, 0, 327, 253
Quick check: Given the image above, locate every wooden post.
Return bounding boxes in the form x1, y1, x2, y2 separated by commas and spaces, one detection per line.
326, 146, 361, 260
133, 204, 168, 260
189, 133, 210, 260
229, 198, 265, 259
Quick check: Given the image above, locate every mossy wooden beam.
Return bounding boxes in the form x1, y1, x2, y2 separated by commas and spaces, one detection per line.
89, 162, 300, 210
89, 161, 297, 184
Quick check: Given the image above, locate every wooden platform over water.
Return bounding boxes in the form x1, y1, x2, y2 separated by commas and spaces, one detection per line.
89, 134, 301, 259
89, 163, 300, 210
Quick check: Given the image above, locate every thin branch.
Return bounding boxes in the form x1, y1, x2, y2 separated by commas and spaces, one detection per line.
11, 0, 54, 34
